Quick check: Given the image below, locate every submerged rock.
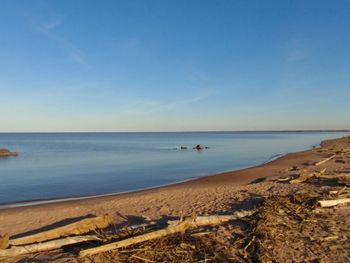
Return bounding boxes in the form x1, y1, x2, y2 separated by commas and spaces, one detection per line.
193, 144, 205, 150
0, 149, 18, 157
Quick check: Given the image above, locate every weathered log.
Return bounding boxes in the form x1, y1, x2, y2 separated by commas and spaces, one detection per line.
318, 198, 350, 208
316, 173, 350, 181
79, 210, 254, 258
290, 172, 315, 184
166, 211, 254, 226
315, 154, 336, 166
276, 177, 291, 182
316, 173, 349, 179
0, 234, 9, 249
0, 235, 100, 258
10, 214, 112, 246
289, 169, 326, 184
310, 173, 350, 186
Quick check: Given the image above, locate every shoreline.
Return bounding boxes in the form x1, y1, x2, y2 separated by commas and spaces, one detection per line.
0, 134, 331, 209
0, 144, 311, 209
0, 176, 200, 209
0, 135, 348, 238
1, 130, 349, 134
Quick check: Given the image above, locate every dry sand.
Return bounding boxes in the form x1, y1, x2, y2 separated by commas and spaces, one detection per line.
0, 135, 349, 262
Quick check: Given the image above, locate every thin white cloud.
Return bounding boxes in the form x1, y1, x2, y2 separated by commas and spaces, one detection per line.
35, 17, 88, 67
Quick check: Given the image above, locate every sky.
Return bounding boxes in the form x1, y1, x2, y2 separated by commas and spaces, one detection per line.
0, 0, 349, 132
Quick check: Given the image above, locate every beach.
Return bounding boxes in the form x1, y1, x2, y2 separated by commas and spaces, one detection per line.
0, 135, 346, 233
0, 135, 349, 262
2, 1, 349, 261
2, 131, 343, 205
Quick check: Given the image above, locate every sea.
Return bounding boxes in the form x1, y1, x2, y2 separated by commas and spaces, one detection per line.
0, 131, 347, 207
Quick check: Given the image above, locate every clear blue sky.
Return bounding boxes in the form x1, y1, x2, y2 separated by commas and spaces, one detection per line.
1, 0, 349, 132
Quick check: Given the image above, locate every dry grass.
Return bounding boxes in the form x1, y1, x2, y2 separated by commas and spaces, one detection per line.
247, 189, 350, 263
83, 230, 249, 263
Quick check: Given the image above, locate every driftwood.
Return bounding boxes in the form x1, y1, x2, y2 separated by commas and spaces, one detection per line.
79, 210, 254, 258
0, 216, 157, 257
0, 234, 9, 249
329, 190, 339, 195
316, 174, 350, 186
191, 231, 212, 237
288, 169, 350, 185
289, 169, 323, 184
276, 177, 292, 182
0, 235, 100, 258
318, 198, 350, 208
320, 236, 338, 241
329, 187, 350, 197
315, 154, 336, 166
166, 212, 253, 226
9, 214, 112, 246
317, 173, 350, 180
305, 173, 349, 185
290, 176, 312, 184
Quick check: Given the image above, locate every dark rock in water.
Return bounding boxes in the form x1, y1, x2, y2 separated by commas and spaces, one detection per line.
193, 144, 205, 150
180, 146, 188, 150
0, 149, 18, 157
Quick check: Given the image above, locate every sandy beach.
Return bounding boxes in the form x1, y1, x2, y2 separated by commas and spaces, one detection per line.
2, 1, 349, 261
0, 135, 349, 262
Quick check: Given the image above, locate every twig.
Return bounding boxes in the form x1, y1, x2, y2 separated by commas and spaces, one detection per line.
315, 154, 336, 166
131, 254, 155, 262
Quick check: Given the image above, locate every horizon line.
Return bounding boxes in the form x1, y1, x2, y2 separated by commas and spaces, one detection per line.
0, 129, 349, 134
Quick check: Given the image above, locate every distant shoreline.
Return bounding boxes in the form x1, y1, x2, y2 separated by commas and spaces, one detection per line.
0, 130, 349, 134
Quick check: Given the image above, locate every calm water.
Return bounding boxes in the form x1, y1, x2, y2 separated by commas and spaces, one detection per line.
0, 132, 347, 205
